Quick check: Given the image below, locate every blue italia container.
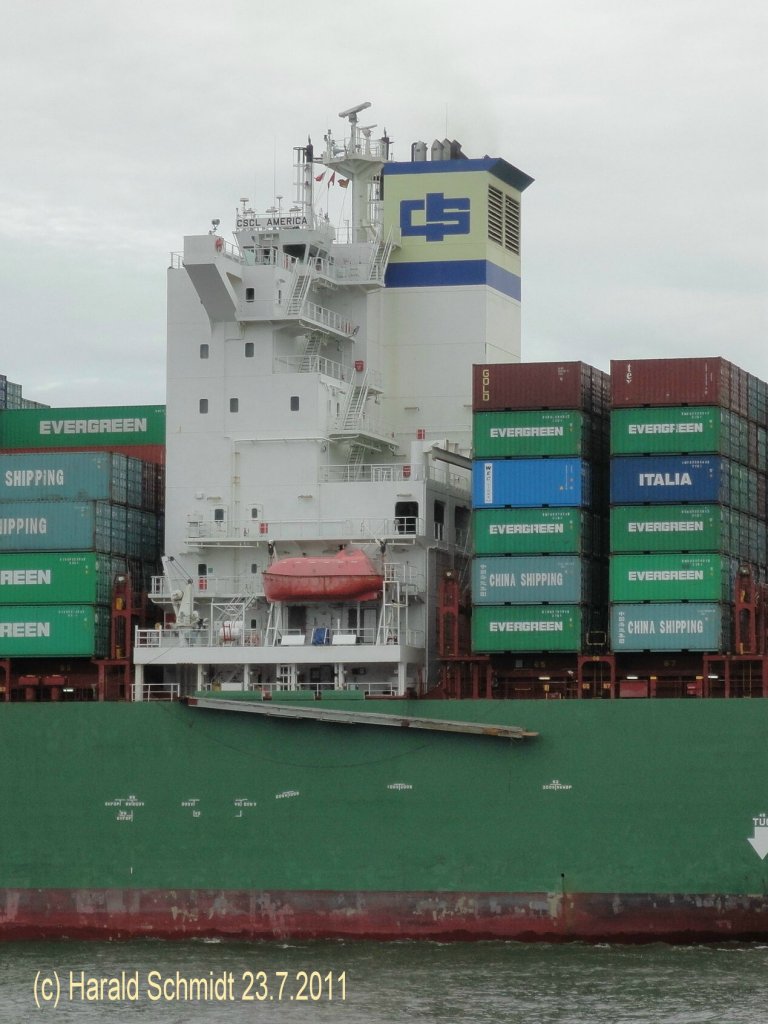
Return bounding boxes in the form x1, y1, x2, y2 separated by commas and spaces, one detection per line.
472, 459, 591, 509
610, 455, 722, 505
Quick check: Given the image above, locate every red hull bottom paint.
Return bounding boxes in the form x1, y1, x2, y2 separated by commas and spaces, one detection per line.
4, 889, 768, 943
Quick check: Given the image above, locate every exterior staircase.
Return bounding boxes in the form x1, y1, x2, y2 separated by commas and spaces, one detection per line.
300, 333, 323, 371
369, 232, 394, 283
285, 265, 313, 316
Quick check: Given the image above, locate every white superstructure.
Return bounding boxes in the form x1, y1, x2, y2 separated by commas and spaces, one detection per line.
133, 103, 533, 698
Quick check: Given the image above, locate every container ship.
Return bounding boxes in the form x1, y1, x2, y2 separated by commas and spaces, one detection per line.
3, 102, 768, 943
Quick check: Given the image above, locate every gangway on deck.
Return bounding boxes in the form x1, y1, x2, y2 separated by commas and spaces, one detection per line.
186, 696, 537, 739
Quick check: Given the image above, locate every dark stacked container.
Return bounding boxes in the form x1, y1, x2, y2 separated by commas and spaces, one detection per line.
609, 358, 768, 654
0, 409, 165, 661
470, 362, 610, 654
0, 373, 48, 411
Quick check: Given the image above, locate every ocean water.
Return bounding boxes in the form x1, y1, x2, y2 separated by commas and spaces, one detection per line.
4, 939, 768, 1023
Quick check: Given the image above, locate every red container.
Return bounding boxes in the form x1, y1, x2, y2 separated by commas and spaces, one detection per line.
610, 358, 750, 416
472, 362, 608, 412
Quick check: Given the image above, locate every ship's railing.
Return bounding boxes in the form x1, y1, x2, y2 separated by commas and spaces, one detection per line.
327, 408, 388, 437
294, 301, 356, 337
318, 462, 469, 493
184, 516, 426, 543
273, 356, 382, 390
383, 562, 426, 592
320, 463, 424, 484
214, 236, 243, 262
135, 625, 425, 650
274, 354, 350, 382
170, 241, 387, 285
141, 682, 181, 701
239, 246, 383, 286
242, 247, 298, 272
427, 463, 471, 494
454, 527, 470, 552
149, 575, 264, 602
311, 253, 380, 285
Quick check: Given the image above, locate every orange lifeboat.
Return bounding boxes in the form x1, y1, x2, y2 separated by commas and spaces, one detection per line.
263, 548, 384, 603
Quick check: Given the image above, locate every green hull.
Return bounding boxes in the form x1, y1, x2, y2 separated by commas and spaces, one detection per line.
2, 699, 768, 942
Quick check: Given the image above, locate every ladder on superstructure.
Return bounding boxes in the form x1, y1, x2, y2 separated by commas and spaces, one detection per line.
300, 332, 324, 371
376, 565, 409, 645
286, 264, 313, 316
341, 380, 369, 429
369, 231, 394, 283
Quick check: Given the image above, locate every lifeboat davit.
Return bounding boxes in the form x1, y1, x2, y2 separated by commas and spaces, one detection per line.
263, 548, 384, 603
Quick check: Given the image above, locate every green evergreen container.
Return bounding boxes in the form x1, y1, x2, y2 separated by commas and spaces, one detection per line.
611, 406, 750, 458
0, 605, 109, 657
610, 553, 735, 603
0, 552, 125, 605
472, 605, 584, 652
473, 508, 600, 555
610, 504, 766, 562
610, 505, 721, 553
0, 405, 165, 449
473, 410, 599, 458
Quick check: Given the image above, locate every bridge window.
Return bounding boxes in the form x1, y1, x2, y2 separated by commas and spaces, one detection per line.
395, 501, 418, 535
434, 500, 445, 541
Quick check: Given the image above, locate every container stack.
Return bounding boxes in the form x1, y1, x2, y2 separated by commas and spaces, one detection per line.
469, 362, 610, 654
0, 373, 48, 411
0, 408, 166, 661
608, 358, 768, 655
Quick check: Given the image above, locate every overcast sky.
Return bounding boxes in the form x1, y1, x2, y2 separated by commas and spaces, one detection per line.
2, 0, 766, 408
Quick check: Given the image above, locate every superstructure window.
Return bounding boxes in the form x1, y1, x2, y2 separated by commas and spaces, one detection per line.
245, 288, 255, 302
214, 508, 225, 522
199, 399, 208, 414
290, 396, 300, 411
230, 398, 239, 412
199, 344, 209, 359
245, 342, 254, 358
395, 501, 418, 535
